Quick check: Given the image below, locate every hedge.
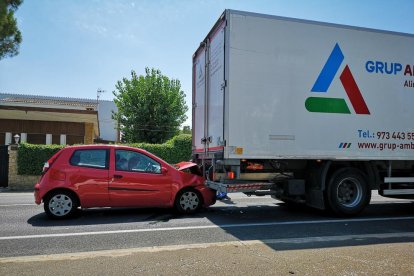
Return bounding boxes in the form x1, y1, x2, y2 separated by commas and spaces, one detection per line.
17, 143, 64, 175
17, 134, 192, 175
128, 134, 192, 164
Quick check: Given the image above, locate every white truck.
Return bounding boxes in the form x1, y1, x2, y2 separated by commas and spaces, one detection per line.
192, 9, 414, 216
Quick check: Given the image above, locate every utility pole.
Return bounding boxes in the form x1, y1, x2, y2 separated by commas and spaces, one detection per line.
97, 88, 105, 103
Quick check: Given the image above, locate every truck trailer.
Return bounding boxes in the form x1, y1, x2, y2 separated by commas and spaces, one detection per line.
192, 9, 414, 216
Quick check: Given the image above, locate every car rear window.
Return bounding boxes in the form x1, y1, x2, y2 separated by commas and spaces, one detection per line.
70, 149, 109, 169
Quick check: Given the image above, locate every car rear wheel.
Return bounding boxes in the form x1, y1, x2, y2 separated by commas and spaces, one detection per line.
175, 189, 202, 214
44, 190, 79, 219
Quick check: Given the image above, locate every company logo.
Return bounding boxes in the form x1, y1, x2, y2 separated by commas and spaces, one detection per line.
338, 142, 352, 149
365, 60, 414, 88
305, 43, 370, 114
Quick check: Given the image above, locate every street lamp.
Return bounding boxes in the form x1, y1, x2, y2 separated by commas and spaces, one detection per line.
14, 134, 20, 144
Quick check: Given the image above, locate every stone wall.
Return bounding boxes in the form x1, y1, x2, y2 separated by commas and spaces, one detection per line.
8, 148, 39, 191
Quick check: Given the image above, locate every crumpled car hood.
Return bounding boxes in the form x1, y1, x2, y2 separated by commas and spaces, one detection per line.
175, 161, 198, 171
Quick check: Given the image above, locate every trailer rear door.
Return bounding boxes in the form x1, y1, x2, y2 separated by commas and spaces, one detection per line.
193, 46, 206, 153
193, 19, 226, 154
207, 21, 225, 152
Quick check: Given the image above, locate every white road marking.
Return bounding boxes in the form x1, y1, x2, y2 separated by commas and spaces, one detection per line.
1, 216, 414, 241
0, 193, 34, 196
0, 204, 36, 207
1, 231, 414, 263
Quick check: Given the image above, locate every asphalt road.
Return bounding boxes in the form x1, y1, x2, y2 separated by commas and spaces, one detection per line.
1, 191, 414, 275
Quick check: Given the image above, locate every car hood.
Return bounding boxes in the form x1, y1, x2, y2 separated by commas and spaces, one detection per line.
175, 161, 198, 171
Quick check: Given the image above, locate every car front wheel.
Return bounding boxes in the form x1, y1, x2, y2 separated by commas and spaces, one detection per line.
44, 190, 79, 219
175, 189, 202, 214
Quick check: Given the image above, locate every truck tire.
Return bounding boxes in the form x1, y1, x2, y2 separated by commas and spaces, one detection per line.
44, 190, 79, 219
174, 189, 202, 215
326, 168, 371, 216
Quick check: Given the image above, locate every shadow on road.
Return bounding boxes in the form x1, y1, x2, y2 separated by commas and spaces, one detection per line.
207, 201, 414, 251
27, 207, 180, 227
26, 199, 414, 251
27, 200, 320, 228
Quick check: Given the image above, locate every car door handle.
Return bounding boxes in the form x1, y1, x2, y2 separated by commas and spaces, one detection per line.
113, 174, 123, 179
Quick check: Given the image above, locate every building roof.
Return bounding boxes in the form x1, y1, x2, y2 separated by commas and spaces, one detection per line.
0, 93, 100, 110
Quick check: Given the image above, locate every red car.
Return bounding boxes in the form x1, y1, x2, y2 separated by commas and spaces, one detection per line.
34, 145, 215, 219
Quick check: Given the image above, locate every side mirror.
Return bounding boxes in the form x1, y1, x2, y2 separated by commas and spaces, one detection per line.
161, 167, 168, 175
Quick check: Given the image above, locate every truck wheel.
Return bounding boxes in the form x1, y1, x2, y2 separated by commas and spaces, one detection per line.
44, 190, 79, 219
175, 189, 202, 214
326, 168, 371, 216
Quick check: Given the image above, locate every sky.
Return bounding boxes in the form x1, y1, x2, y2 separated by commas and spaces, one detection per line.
1, 0, 414, 127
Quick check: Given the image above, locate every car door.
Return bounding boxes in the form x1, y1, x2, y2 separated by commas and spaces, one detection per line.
67, 148, 110, 207
108, 148, 172, 207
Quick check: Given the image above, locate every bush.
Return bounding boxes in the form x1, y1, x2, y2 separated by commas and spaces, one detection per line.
17, 134, 192, 175
128, 134, 192, 164
166, 134, 192, 163
17, 143, 64, 175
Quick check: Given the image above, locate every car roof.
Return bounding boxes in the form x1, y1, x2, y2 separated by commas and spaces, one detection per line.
64, 144, 148, 152
63, 144, 163, 160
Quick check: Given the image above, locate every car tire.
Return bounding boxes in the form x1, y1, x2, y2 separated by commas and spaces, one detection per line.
326, 168, 371, 216
44, 190, 79, 219
175, 189, 202, 214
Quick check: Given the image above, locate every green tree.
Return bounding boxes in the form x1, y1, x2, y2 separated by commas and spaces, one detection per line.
181, 125, 191, 135
0, 0, 23, 60
113, 67, 188, 144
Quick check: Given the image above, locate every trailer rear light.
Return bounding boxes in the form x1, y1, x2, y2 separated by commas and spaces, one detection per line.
227, 171, 235, 179
246, 162, 264, 170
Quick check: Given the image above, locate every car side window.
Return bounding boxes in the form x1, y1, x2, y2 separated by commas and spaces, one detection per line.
70, 149, 109, 169
115, 150, 161, 174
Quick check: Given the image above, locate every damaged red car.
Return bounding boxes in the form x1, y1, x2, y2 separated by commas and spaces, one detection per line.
34, 145, 215, 219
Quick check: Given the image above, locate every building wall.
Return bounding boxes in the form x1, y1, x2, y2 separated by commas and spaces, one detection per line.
0, 119, 86, 145
0, 94, 117, 143
8, 149, 39, 190
98, 101, 118, 142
